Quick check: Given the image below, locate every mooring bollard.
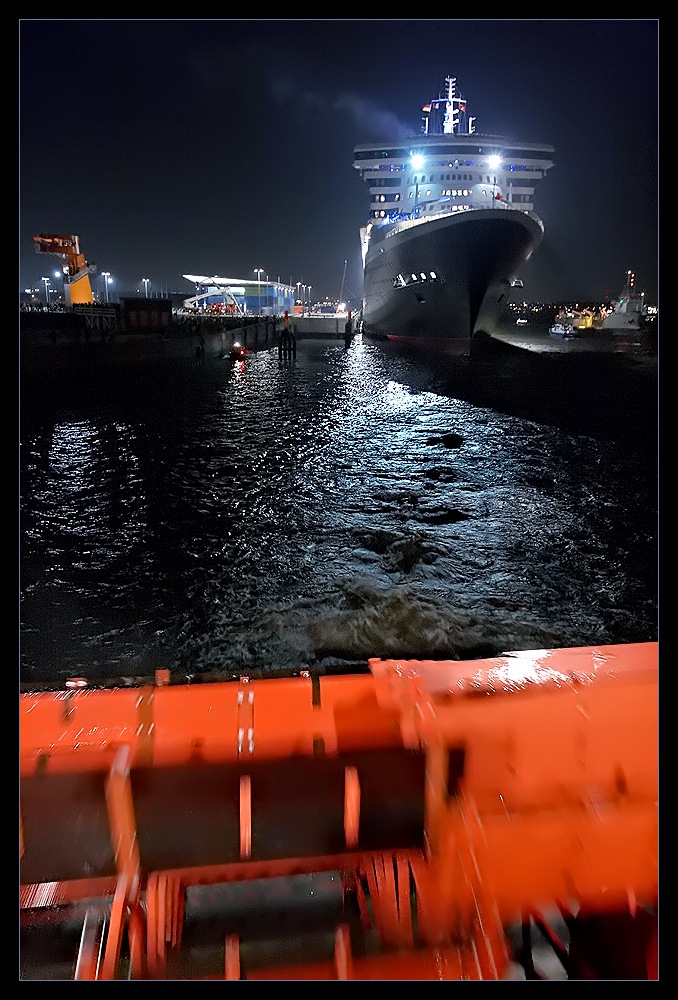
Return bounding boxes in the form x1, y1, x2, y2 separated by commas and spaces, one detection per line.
278, 327, 295, 359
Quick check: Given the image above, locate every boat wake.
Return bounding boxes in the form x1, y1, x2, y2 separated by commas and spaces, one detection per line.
174, 578, 575, 679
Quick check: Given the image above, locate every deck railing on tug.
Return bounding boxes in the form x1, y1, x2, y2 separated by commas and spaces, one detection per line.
19, 642, 658, 980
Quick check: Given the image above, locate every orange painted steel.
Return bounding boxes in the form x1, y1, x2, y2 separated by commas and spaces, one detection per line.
33, 232, 95, 305
19, 642, 658, 980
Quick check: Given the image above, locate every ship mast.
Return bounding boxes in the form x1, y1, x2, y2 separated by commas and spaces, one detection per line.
443, 76, 462, 133
422, 75, 476, 136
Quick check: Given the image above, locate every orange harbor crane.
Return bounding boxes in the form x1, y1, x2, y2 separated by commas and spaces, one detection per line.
33, 233, 96, 306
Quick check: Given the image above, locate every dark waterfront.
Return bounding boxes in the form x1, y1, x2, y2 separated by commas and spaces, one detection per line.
19, 333, 658, 687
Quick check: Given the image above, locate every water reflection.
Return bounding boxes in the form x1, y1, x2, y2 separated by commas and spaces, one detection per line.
20, 339, 657, 683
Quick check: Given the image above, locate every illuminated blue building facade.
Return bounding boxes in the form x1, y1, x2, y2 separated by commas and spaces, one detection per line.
182, 274, 296, 316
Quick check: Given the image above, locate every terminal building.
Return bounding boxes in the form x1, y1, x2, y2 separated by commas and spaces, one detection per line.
182, 275, 296, 316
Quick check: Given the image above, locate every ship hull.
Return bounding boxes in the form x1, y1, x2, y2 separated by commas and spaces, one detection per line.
361, 208, 544, 355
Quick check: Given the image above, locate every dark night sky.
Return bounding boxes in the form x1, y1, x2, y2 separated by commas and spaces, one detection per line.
19, 18, 659, 305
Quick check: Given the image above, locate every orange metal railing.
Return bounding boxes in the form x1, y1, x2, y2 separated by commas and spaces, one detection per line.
19, 642, 658, 980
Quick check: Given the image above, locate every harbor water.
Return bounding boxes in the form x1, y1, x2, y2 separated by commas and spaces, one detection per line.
19, 334, 658, 686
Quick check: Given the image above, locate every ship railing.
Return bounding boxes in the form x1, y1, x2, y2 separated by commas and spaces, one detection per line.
384, 203, 541, 239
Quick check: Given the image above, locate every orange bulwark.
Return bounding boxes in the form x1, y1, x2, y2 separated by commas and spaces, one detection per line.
19, 642, 658, 980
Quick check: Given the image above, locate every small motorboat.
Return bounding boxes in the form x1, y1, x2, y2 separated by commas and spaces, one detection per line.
228, 341, 254, 358
548, 322, 577, 339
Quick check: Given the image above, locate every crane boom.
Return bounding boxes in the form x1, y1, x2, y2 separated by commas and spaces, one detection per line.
33, 233, 96, 306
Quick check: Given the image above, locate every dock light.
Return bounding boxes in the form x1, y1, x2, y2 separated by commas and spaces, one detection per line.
410, 154, 425, 217
142, 278, 150, 298
487, 155, 502, 205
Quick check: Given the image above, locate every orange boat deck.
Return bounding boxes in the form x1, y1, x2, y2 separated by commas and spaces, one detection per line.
20, 643, 658, 980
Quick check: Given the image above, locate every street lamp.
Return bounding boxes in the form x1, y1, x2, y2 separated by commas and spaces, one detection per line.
254, 268, 263, 313
142, 278, 150, 298
41, 276, 50, 307
53, 270, 64, 308
308, 286, 312, 313
301, 284, 306, 314
102, 271, 111, 304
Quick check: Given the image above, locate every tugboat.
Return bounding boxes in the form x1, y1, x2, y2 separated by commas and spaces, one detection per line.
601, 270, 652, 331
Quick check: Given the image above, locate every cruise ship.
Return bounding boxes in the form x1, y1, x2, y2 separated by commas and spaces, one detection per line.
353, 77, 555, 353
